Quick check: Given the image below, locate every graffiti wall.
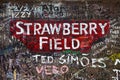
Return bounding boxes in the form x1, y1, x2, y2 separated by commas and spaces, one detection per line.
0, 0, 120, 80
